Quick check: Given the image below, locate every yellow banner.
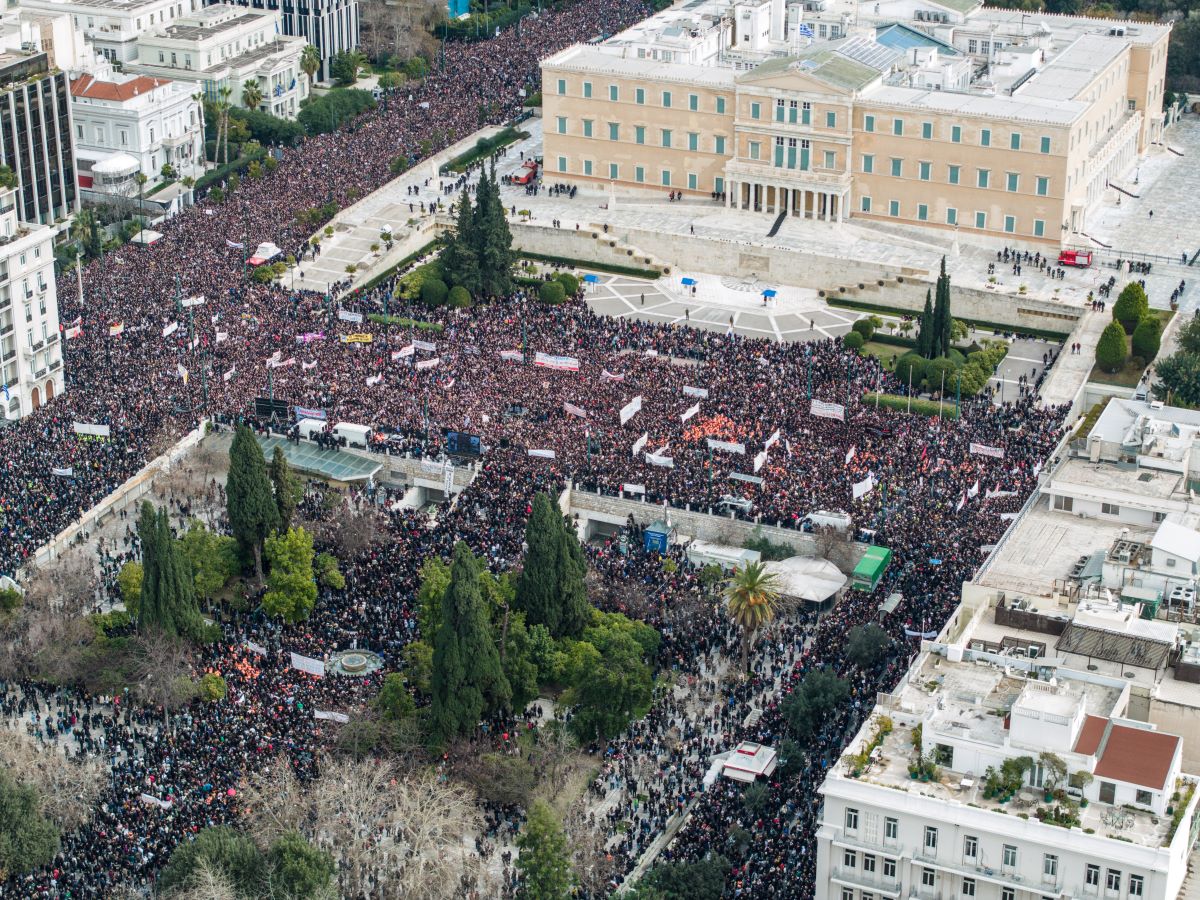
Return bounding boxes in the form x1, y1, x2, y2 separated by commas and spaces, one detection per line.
341, 333, 374, 344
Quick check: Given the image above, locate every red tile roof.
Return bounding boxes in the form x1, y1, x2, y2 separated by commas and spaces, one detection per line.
70, 75, 169, 102
1075, 715, 1178, 790
1074, 714, 1107, 756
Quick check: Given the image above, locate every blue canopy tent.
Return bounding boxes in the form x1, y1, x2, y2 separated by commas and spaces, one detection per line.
762, 289, 777, 298
681, 277, 697, 286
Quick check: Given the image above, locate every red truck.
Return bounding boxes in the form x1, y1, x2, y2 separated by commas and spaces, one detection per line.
1057, 249, 1093, 268
513, 159, 539, 185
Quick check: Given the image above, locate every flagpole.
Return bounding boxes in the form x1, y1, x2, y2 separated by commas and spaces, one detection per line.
76, 253, 83, 307
938, 370, 945, 421
907, 364, 912, 413
955, 372, 961, 420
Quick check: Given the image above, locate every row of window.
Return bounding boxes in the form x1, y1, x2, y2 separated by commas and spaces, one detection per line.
553, 118, 729, 154
861, 115, 1053, 153
555, 79, 729, 115
554, 156, 720, 192
859, 156, 1052, 195
858, 197, 1047, 236
844, 810, 1145, 896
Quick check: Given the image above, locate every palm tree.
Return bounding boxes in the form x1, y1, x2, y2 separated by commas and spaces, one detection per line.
724, 561, 780, 675
300, 44, 321, 89
241, 80, 263, 112
191, 91, 208, 167
217, 85, 233, 165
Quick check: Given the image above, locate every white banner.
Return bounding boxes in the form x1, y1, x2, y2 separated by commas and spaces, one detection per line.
846, 446, 856, 465
753, 449, 769, 473
810, 399, 845, 421
73, 422, 111, 438
632, 433, 649, 456
707, 439, 746, 455
970, 443, 1005, 459
290, 652, 325, 677
764, 429, 781, 451
646, 452, 674, 468
619, 396, 643, 425
302, 360, 316, 370
51, 467, 73, 477
904, 628, 940, 640
968, 480, 980, 498
681, 402, 701, 422
852, 474, 876, 500
139, 793, 173, 809
643, 349, 658, 358
365, 374, 383, 386
65, 324, 82, 340
682, 385, 709, 399
527, 448, 556, 459
162, 321, 179, 338
621, 483, 646, 495
244, 640, 267, 656
182, 295, 206, 308
563, 402, 588, 418
600, 369, 624, 382
534, 352, 580, 371
500, 349, 523, 362
415, 358, 441, 370
390, 345, 413, 360
215, 331, 228, 343
442, 461, 454, 496
985, 488, 1017, 499
314, 710, 350, 724
413, 339, 437, 352
337, 309, 363, 324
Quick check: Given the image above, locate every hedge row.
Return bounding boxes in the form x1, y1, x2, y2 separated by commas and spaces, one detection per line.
826, 296, 1071, 342
194, 146, 268, 194
862, 392, 960, 419
518, 252, 661, 279
446, 127, 528, 173
365, 314, 444, 331
352, 240, 440, 296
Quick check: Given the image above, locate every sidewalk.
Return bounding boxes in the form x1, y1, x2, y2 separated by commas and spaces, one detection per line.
1038, 308, 1106, 408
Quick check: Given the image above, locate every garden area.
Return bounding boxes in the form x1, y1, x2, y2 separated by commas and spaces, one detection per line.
1092, 282, 1172, 388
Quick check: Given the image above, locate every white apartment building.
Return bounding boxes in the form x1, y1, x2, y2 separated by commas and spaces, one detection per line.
215, 0, 358, 85
816, 643, 1199, 900
0, 186, 63, 419
127, 4, 308, 118
0, 8, 90, 70
1048, 399, 1200, 528
19, 0, 203, 65
71, 68, 203, 190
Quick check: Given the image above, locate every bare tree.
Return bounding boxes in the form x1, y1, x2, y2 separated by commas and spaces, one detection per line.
131, 630, 196, 728
359, 0, 443, 63
529, 720, 578, 800
0, 730, 105, 830
813, 525, 852, 569
563, 799, 619, 896
246, 754, 490, 899
172, 857, 240, 900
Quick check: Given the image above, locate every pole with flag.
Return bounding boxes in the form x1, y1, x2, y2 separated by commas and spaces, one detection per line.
806, 344, 812, 400
955, 372, 961, 419
907, 363, 913, 413
76, 252, 83, 307
174, 274, 182, 314
268, 367, 274, 401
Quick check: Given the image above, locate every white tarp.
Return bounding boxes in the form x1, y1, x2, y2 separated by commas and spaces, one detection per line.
314, 710, 350, 723
761, 556, 848, 603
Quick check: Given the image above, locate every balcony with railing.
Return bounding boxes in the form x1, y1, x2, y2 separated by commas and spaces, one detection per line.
829, 864, 902, 897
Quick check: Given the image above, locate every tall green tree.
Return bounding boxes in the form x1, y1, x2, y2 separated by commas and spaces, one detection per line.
475, 164, 515, 297
515, 800, 574, 900
516, 493, 588, 638
441, 189, 480, 297
262, 526, 318, 624
159, 825, 266, 897
138, 503, 202, 639
724, 561, 780, 674
267, 831, 336, 898
1153, 351, 1200, 407
0, 770, 59, 877
179, 520, 240, 607
269, 445, 302, 531
1096, 321, 1130, 373
564, 613, 657, 741
916, 289, 934, 359
932, 256, 952, 358
782, 669, 850, 741
430, 542, 511, 743
227, 425, 279, 579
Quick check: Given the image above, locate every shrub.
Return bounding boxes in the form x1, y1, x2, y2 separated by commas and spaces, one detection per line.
925, 356, 959, 392
539, 280, 566, 305
420, 277, 448, 307
893, 353, 926, 389
1096, 321, 1130, 373
843, 331, 865, 351
447, 285, 472, 308
198, 673, 227, 702
555, 272, 580, 296
851, 319, 875, 340
1132, 316, 1162, 361
1113, 282, 1149, 334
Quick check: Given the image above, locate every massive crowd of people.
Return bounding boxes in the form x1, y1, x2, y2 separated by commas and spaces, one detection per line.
0, 0, 1076, 894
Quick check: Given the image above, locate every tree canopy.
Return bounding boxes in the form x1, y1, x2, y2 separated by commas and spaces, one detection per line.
438, 164, 515, 300
262, 527, 318, 624
227, 425, 279, 578
782, 670, 851, 741
516, 493, 589, 638
0, 770, 60, 877
515, 800, 573, 900
137, 502, 203, 639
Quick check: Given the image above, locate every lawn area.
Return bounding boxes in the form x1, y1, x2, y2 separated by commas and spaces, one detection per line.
862, 341, 908, 368
1089, 309, 1173, 387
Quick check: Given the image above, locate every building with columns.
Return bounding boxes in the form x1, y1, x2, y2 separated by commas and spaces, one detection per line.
541, 0, 1170, 245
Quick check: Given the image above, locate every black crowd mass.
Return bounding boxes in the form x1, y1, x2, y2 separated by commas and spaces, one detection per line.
0, 0, 1073, 895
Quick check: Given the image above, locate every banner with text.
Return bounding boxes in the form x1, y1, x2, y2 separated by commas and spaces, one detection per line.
563, 402, 588, 418
707, 438, 745, 455
619, 395, 643, 425
810, 400, 845, 421
969, 443, 1005, 459
290, 652, 325, 678
682, 385, 709, 399
534, 352, 580, 371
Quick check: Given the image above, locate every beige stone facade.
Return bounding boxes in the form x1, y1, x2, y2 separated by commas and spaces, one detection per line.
541, 2, 1170, 247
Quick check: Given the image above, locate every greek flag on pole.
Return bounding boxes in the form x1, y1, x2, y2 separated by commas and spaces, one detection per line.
797, 22, 814, 36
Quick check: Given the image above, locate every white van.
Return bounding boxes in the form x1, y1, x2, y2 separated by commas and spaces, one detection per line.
806, 509, 852, 531
297, 418, 328, 441
332, 422, 373, 449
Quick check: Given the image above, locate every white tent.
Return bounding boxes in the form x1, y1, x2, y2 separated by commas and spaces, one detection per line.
249, 242, 283, 266
762, 556, 847, 603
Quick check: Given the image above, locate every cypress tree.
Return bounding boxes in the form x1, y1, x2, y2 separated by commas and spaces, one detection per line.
269, 446, 301, 531
476, 163, 515, 298
137, 503, 201, 638
515, 800, 574, 899
937, 256, 953, 357
916, 290, 934, 359
442, 189, 480, 297
430, 543, 510, 743
137, 501, 162, 629
556, 515, 590, 637
516, 493, 567, 636
227, 425, 278, 579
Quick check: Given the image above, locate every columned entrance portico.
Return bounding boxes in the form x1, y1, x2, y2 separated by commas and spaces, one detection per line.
726, 174, 849, 223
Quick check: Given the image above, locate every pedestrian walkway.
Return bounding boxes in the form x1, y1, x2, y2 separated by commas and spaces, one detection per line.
1038, 309, 1107, 407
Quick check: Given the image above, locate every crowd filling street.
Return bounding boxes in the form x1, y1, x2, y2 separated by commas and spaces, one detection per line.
0, 0, 1075, 896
